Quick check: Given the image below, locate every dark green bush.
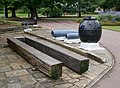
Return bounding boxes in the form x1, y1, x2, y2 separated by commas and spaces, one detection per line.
99, 14, 120, 21
39, 7, 62, 17
48, 7, 62, 18
115, 16, 120, 21
39, 7, 51, 16
18, 6, 29, 13
98, 13, 120, 26
99, 14, 115, 21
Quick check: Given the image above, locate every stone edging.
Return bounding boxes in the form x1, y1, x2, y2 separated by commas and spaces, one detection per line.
86, 46, 115, 88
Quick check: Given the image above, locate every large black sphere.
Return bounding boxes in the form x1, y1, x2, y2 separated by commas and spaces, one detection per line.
79, 16, 102, 43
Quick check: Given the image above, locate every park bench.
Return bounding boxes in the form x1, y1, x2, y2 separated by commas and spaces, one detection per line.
21, 21, 37, 26
7, 37, 63, 79
21, 17, 37, 29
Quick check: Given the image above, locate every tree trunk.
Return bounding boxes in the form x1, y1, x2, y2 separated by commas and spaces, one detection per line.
29, 7, 38, 19
103, 8, 106, 12
11, 8, 17, 18
47, 12, 49, 17
78, 1, 81, 17
4, 6, 8, 18
78, 10, 81, 17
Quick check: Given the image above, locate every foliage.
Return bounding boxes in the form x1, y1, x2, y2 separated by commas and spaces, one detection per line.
48, 7, 62, 17
116, 0, 120, 11
1, 0, 120, 18
0, 0, 11, 6
98, 11, 120, 26
39, 7, 51, 16
18, 6, 29, 14
99, 11, 120, 21
82, 0, 98, 13
99, 0, 120, 11
8, 0, 24, 10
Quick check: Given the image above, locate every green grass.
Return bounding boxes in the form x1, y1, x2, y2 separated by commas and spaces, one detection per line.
0, 13, 45, 18
16, 13, 28, 18
0, 18, 21, 26
103, 26, 120, 32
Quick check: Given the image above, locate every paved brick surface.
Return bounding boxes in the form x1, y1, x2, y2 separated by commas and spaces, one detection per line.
0, 20, 115, 88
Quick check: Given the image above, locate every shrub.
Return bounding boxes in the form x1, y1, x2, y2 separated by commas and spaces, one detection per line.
48, 7, 62, 18
18, 6, 29, 13
39, 7, 51, 16
39, 7, 62, 18
99, 14, 113, 21
99, 11, 120, 21
115, 16, 120, 21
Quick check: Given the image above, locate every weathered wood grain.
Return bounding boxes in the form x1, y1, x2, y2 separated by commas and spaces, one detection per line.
25, 36, 89, 74
7, 37, 63, 79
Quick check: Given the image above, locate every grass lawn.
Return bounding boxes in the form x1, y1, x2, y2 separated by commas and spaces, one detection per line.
103, 26, 120, 32
0, 13, 44, 18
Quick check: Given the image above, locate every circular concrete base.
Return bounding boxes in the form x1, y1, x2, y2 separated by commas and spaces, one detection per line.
79, 42, 105, 51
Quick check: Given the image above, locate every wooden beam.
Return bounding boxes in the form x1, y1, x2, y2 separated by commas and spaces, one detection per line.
25, 36, 89, 74
7, 37, 63, 79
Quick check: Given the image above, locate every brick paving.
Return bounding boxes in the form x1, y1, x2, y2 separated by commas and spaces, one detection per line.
0, 20, 115, 88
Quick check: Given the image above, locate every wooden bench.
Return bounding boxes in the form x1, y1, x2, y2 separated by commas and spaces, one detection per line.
21, 22, 35, 26
21, 18, 37, 29
25, 36, 89, 74
7, 37, 63, 79
21, 17, 37, 26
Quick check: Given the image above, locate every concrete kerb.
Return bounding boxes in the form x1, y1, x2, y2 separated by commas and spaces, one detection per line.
86, 46, 115, 88
25, 30, 115, 88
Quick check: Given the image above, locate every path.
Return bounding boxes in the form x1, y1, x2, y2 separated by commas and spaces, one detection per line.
38, 20, 120, 88
92, 30, 120, 88
38, 20, 79, 30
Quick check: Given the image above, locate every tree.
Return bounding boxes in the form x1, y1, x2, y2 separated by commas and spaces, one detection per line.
63, 0, 84, 17
116, 0, 120, 11
0, 0, 11, 18
40, 0, 64, 17
24, 0, 42, 19
78, 0, 84, 17
8, 0, 24, 17
99, 0, 116, 11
